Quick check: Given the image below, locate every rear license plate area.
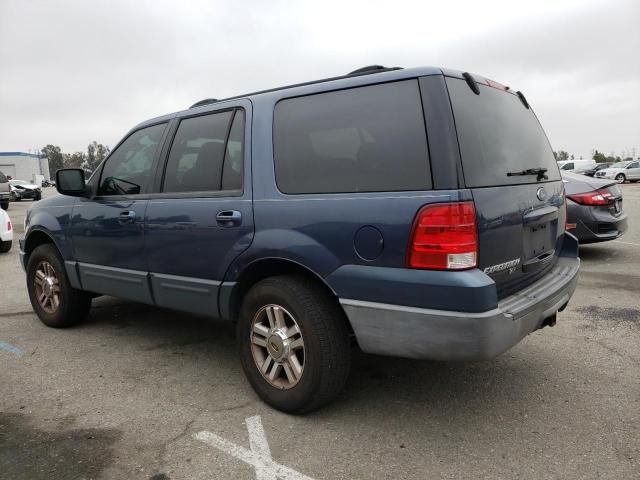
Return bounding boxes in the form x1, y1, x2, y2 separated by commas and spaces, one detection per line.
525, 223, 552, 258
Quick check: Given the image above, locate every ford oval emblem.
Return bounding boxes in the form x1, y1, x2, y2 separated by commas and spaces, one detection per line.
536, 187, 547, 201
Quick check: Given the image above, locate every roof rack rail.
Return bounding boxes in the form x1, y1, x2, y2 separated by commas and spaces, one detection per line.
347, 65, 402, 76
190, 98, 219, 109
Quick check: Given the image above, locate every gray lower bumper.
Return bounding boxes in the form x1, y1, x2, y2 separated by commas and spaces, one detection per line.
340, 256, 580, 361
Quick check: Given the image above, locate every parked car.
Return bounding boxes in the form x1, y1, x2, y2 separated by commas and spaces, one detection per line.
557, 159, 596, 172
0, 170, 10, 210
581, 163, 612, 177
594, 160, 640, 183
0, 208, 13, 252
9, 180, 42, 201
20, 66, 580, 413
563, 172, 627, 243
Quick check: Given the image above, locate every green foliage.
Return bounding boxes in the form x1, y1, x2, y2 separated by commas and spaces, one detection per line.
592, 150, 607, 163
63, 152, 86, 168
40, 144, 64, 174
554, 150, 569, 161
86, 141, 110, 172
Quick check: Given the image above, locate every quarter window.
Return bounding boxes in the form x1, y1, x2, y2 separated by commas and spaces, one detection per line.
273, 80, 431, 194
98, 123, 166, 196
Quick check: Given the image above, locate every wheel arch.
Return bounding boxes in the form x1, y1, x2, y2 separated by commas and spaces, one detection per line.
220, 257, 351, 331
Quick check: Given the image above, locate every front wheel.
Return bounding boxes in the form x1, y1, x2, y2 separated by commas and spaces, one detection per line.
615, 174, 626, 183
238, 275, 351, 413
0, 240, 11, 253
26, 244, 92, 328
0, 201, 7, 210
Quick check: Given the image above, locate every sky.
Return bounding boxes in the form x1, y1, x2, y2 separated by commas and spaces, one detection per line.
0, 0, 638, 160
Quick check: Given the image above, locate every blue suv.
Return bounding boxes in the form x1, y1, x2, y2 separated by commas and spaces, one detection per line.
21, 66, 580, 412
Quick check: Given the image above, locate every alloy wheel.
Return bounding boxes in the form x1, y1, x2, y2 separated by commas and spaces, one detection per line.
33, 261, 61, 314
250, 304, 305, 389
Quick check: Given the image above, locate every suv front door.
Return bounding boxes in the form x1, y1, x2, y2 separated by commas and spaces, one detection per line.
144, 103, 253, 318
71, 122, 168, 303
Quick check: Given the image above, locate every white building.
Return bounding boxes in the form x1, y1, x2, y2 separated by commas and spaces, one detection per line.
0, 152, 50, 183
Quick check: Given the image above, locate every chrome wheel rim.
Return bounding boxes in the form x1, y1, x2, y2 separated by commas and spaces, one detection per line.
34, 261, 60, 314
250, 304, 305, 389
616, 175, 624, 183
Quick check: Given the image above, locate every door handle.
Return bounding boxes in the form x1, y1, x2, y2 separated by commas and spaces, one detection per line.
216, 210, 242, 227
118, 211, 136, 224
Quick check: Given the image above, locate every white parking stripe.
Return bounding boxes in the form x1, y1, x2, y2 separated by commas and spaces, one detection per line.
194, 415, 316, 480
0, 341, 25, 357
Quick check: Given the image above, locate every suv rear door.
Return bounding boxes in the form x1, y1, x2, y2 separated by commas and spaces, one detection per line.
445, 75, 566, 298
144, 101, 253, 317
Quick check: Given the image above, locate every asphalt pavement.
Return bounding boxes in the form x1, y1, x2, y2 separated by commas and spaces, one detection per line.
1, 186, 639, 479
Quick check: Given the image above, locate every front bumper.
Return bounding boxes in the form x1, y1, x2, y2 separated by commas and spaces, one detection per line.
340, 254, 580, 361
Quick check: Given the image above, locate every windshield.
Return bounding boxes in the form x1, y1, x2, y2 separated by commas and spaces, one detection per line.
446, 77, 560, 187
610, 162, 629, 168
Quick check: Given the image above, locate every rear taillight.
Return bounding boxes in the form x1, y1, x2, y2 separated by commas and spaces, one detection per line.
407, 202, 478, 270
568, 188, 616, 206
7, 221, 11, 231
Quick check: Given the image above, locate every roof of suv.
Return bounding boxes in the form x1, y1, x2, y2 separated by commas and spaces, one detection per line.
135, 65, 466, 130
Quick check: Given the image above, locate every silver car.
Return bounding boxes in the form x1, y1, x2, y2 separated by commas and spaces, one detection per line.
594, 160, 640, 183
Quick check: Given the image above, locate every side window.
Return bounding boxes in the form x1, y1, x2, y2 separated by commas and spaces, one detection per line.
628, 162, 639, 169
163, 110, 243, 193
273, 80, 431, 194
98, 123, 166, 196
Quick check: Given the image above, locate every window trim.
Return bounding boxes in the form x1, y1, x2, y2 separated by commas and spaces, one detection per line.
95, 121, 169, 199
271, 78, 432, 195
157, 107, 245, 198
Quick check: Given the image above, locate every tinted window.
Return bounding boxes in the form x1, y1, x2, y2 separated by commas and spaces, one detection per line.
273, 80, 431, 194
163, 111, 234, 193
628, 162, 639, 169
222, 110, 245, 191
0, 171, 6, 183
98, 123, 166, 195
561, 163, 574, 170
446, 78, 560, 187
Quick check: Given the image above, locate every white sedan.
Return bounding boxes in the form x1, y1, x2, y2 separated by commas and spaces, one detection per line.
0, 208, 13, 252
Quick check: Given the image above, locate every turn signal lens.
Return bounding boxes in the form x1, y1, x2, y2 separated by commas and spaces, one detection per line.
407, 202, 478, 270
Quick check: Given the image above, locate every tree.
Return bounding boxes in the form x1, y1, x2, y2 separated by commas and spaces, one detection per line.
63, 152, 86, 168
593, 150, 607, 163
555, 150, 569, 161
570, 154, 575, 160
86, 141, 110, 172
41, 144, 64, 175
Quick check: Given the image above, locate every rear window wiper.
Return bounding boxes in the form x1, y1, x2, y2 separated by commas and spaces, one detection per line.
507, 167, 548, 180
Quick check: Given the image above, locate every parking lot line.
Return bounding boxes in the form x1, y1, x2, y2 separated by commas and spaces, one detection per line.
194, 415, 316, 480
0, 341, 25, 357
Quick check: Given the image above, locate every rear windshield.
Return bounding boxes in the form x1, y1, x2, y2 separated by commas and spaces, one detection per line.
273, 80, 431, 194
446, 77, 560, 187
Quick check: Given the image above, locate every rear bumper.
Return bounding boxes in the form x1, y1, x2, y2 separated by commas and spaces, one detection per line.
568, 203, 628, 244
340, 250, 580, 361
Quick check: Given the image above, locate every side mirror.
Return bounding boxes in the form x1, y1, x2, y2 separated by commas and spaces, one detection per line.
56, 169, 87, 197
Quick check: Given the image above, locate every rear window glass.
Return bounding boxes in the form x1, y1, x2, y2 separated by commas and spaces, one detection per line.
273, 80, 431, 194
446, 78, 560, 187
0, 170, 7, 183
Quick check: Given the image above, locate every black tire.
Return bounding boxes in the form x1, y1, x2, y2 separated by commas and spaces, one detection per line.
26, 244, 92, 328
237, 275, 351, 413
615, 174, 626, 183
34, 192, 42, 201
0, 201, 7, 210
0, 240, 11, 253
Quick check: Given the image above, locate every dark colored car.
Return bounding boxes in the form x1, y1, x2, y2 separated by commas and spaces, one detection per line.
582, 163, 611, 177
20, 66, 579, 413
0, 170, 9, 210
563, 172, 628, 243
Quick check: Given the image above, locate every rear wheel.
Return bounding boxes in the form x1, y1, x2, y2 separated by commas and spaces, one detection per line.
34, 191, 42, 201
615, 173, 626, 183
0, 201, 7, 210
238, 275, 351, 413
26, 244, 92, 328
0, 240, 11, 253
